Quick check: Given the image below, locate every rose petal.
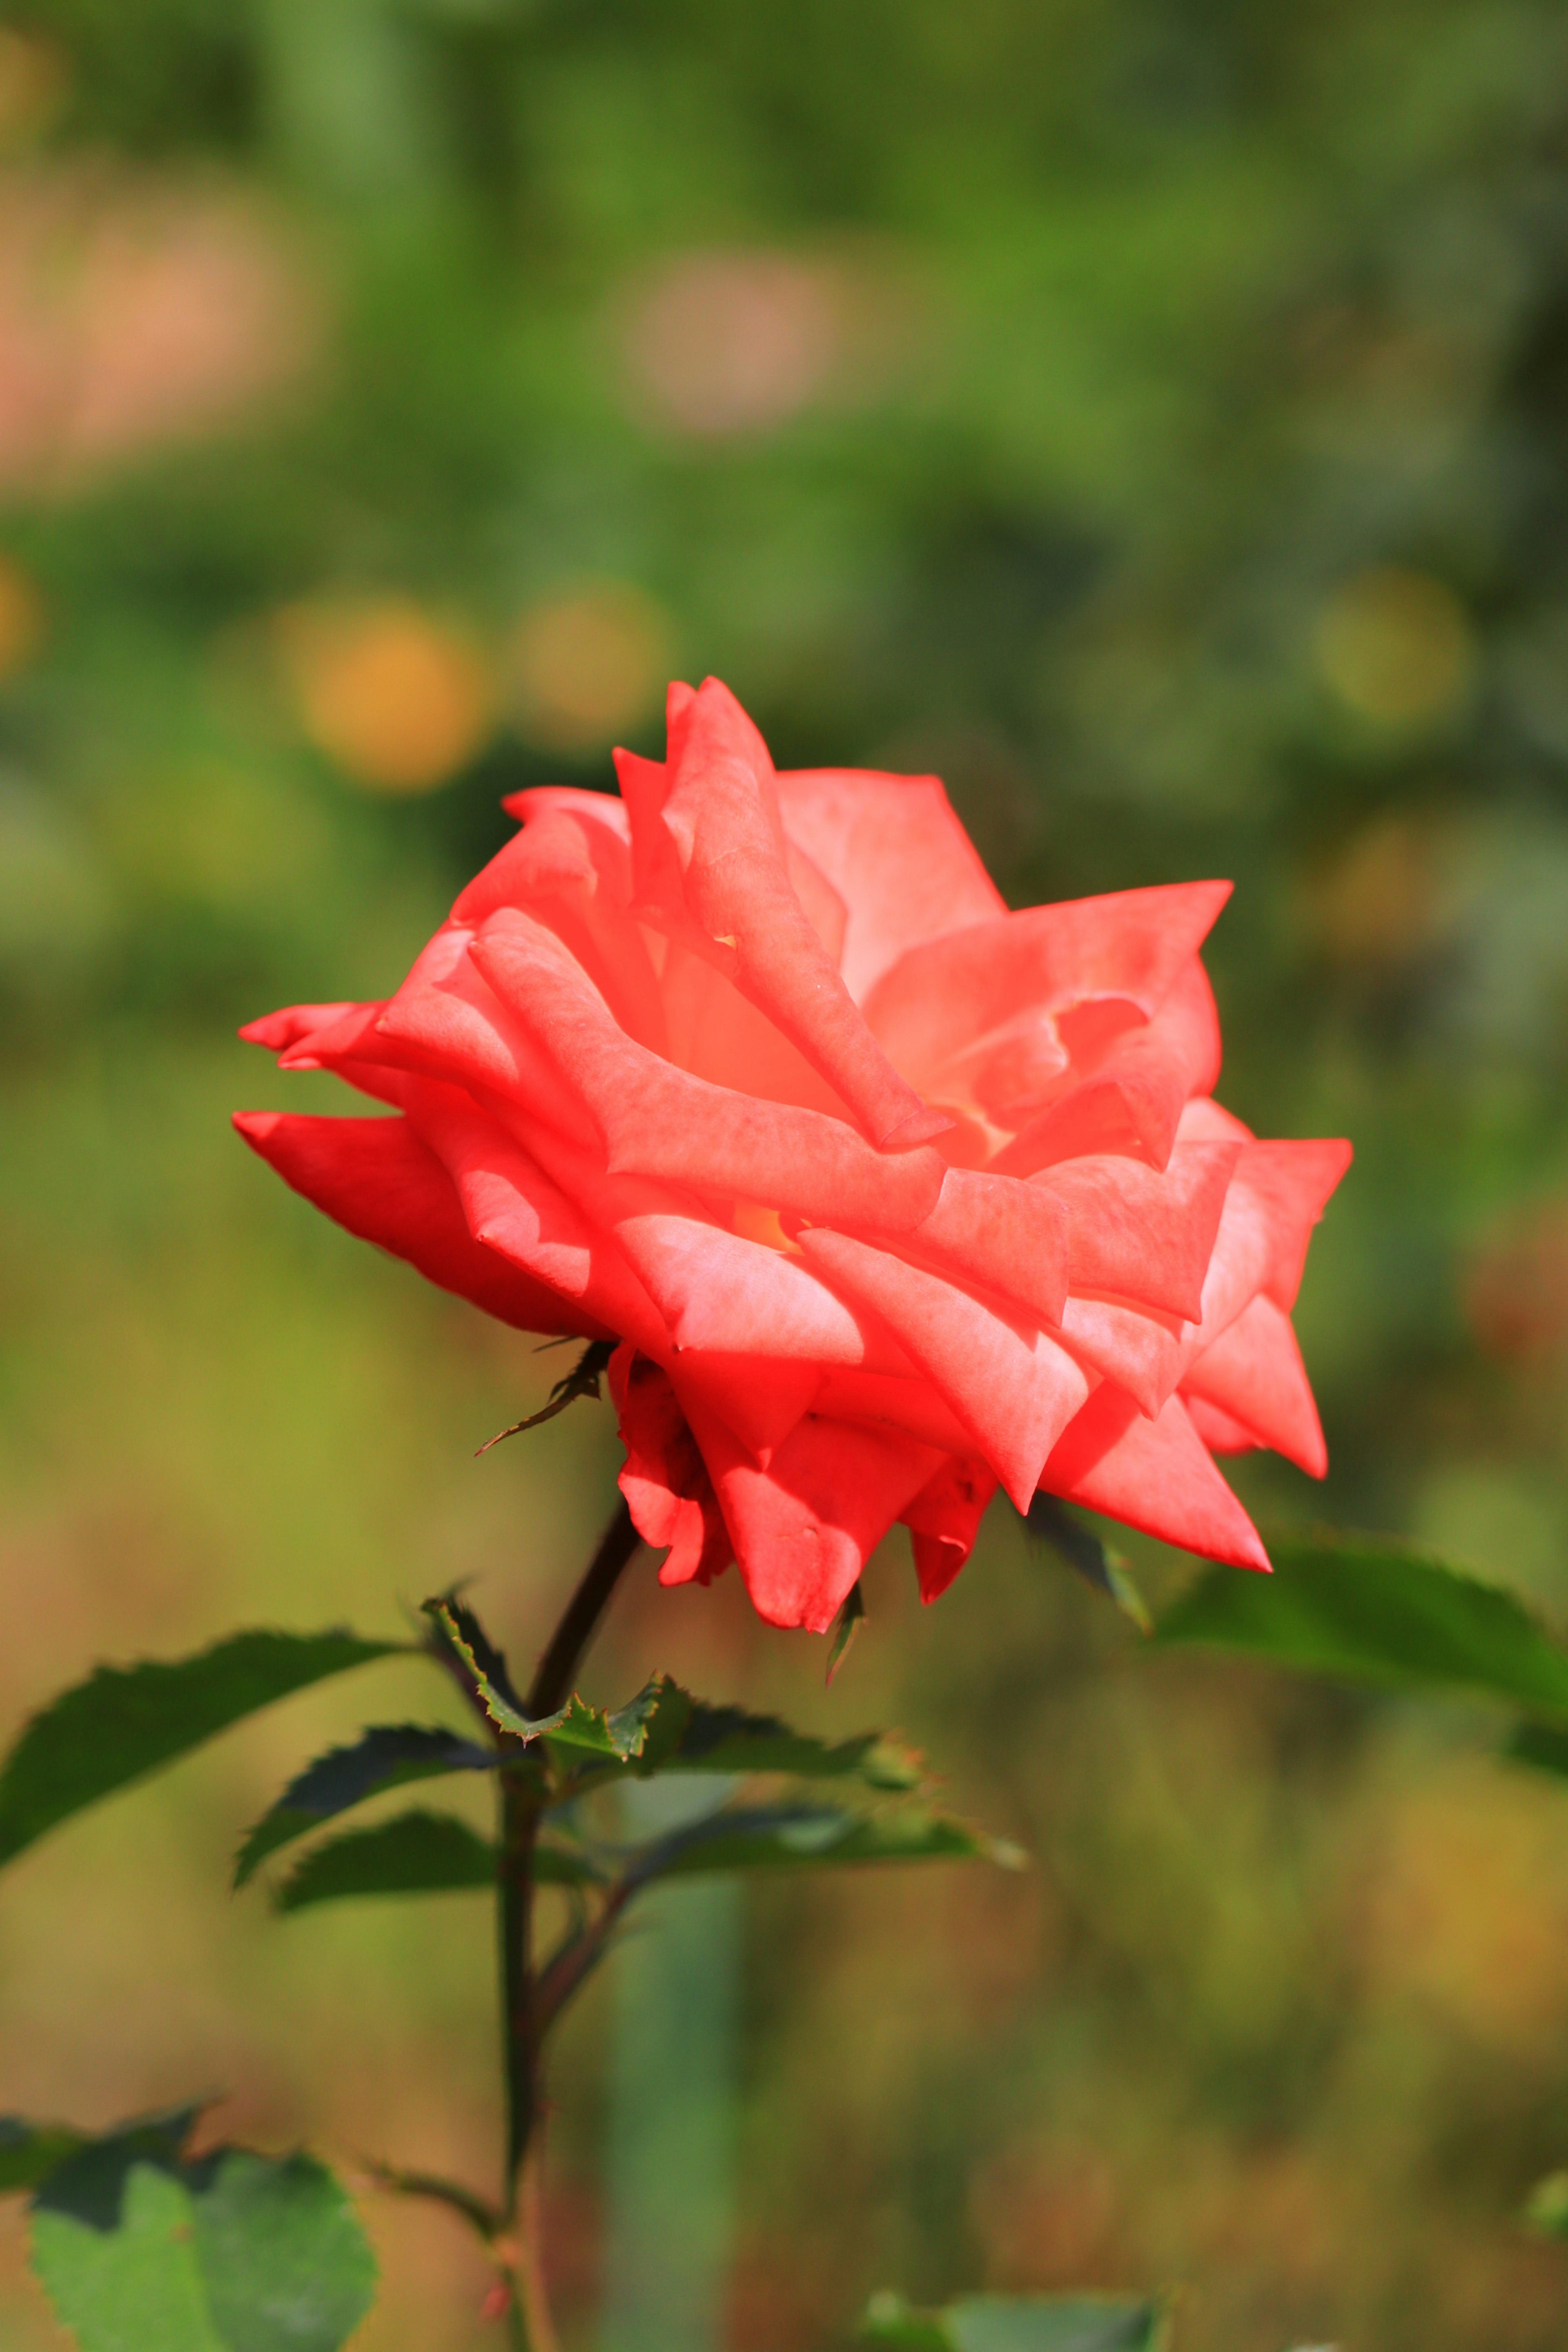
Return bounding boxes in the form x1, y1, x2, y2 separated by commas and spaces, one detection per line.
232, 1110, 602, 1338
991, 960, 1223, 1174
239, 1001, 366, 1052
1182, 1397, 1257, 1453
890, 1165, 1071, 1328
610, 1346, 732, 1586
1037, 1140, 1242, 1321
899, 1456, 999, 1603
638, 678, 951, 1149
403, 1087, 667, 1353
678, 1389, 944, 1632
1041, 1386, 1270, 1571
1180, 1294, 1327, 1476
797, 1227, 1089, 1510
773, 766, 1006, 1000
470, 906, 948, 1229
864, 881, 1232, 1084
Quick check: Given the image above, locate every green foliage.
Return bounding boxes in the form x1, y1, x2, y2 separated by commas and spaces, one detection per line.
234, 1723, 496, 1886
1501, 1720, 1568, 1781
19, 2112, 374, 2352
0, 2120, 90, 2196
1154, 1533, 1568, 1717
271, 1808, 506, 1911
642, 1803, 1023, 1880
0, 1631, 403, 1869
861, 2290, 1169, 2350
1026, 1498, 1151, 1633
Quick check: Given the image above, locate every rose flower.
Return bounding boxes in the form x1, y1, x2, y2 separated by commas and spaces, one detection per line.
236, 679, 1349, 1633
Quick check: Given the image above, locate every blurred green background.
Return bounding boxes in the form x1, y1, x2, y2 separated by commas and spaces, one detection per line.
7, 0, 1568, 2343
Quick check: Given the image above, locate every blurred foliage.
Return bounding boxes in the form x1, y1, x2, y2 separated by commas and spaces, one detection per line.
8, 0, 1568, 2345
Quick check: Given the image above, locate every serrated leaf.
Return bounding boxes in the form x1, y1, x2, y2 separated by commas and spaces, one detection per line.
0, 1631, 402, 1870
234, 1724, 496, 1886
189, 2151, 376, 2352
639, 1803, 1023, 1881
544, 1677, 676, 1766
270, 1809, 604, 1912
1027, 1497, 1150, 1633
861, 2290, 1168, 2351
273, 1809, 498, 1911
1154, 1532, 1568, 1716
422, 1599, 567, 1742
29, 2128, 375, 2352
670, 1697, 924, 1791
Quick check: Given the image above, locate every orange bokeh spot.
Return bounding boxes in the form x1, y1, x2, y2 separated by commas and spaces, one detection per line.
505, 581, 671, 752
276, 599, 492, 793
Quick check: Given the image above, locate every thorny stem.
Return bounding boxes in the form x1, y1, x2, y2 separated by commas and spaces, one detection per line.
499, 1496, 643, 2349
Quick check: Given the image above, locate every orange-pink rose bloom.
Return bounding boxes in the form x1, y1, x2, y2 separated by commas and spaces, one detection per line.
237, 679, 1350, 1633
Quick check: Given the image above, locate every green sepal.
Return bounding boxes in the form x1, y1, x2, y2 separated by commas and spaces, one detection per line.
860, 2289, 1169, 2350
543, 1678, 682, 1766
234, 1724, 497, 1887
1154, 1530, 1568, 1716
637, 1802, 1024, 1881
1027, 1497, 1151, 1633
22, 2110, 375, 2352
0, 1630, 403, 1869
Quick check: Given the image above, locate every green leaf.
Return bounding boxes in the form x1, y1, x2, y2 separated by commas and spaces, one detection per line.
33, 2161, 224, 2352
544, 1677, 678, 1767
421, 1599, 567, 1743
273, 1809, 498, 1911
639, 1803, 1024, 1881
667, 1695, 924, 1791
189, 2152, 377, 2352
1523, 2167, 1568, 2237
1154, 1532, 1568, 1716
0, 2118, 88, 2195
1503, 1721, 1568, 1781
1027, 1497, 1150, 1634
29, 2126, 375, 2352
270, 1808, 603, 1912
0, 1630, 403, 1870
861, 2290, 1169, 2350
234, 1724, 496, 1886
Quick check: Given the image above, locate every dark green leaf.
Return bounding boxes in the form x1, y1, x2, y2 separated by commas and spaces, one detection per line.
0, 1631, 403, 1870
639, 1804, 1023, 1881
861, 2290, 1169, 2351
668, 1696, 924, 1791
273, 1809, 498, 1911
1503, 1721, 1568, 1781
1154, 1532, 1568, 1716
29, 2125, 375, 2352
0, 2118, 88, 2196
189, 2152, 376, 2352
1027, 1497, 1150, 1633
270, 1809, 603, 1911
234, 1724, 496, 1886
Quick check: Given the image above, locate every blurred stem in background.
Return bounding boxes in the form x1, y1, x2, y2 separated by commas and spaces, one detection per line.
602, 1780, 742, 2352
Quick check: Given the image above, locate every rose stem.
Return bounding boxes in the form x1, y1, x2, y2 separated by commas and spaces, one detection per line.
500, 1495, 643, 2350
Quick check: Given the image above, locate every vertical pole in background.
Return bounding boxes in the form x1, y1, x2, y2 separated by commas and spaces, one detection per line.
600, 1780, 742, 2352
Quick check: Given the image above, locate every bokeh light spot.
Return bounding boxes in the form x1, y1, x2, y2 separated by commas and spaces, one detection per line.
276, 599, 493, 794
1314, 566, 1474, 726
619, 250, 840, 437
505, 581, 671, 752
